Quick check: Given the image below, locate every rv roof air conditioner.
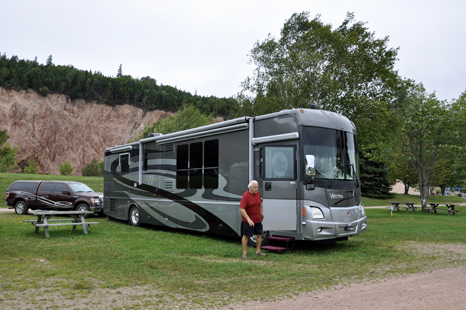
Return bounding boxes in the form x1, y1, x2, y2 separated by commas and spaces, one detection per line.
148, 133, 163, 138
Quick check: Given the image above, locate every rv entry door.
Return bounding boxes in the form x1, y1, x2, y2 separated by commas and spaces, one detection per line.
257, 144, 297, 231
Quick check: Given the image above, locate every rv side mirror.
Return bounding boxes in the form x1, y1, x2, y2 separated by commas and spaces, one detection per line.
305, 155, 316, 177
305, 155, 316, 190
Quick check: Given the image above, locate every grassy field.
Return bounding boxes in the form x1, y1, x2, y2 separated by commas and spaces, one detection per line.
1, 173, 466, 309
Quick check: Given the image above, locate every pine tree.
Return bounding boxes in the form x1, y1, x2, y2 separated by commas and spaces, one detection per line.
117, 64, 123, 77
360, 153, 394, 199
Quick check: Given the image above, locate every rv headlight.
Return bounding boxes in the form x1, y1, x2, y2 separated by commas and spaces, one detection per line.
311, 207, 324, 219
360, 204, 366, 216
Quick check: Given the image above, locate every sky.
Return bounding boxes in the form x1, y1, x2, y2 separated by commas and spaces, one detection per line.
1, 0, 465, 102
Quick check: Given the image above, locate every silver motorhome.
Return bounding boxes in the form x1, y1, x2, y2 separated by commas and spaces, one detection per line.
104, 108, 367, 244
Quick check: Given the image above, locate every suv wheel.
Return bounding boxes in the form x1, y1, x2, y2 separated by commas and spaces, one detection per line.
14, 200, 28, 215
76, 204, 91, 218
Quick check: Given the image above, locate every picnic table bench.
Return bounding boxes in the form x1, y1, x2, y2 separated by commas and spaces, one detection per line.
24, 210, 99, 238
428, 203, 460, 216
390, 202, 418, 213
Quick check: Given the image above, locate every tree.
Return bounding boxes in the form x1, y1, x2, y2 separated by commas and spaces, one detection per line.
240, 11, 401, 152
393, 84, 452, 210
117, 64, 123, 78
138, 105, 213, 139
82, 159, 104, 176
389, 156, 418, 194
360, 152, 394, 199
1, 142, 18, 173
24, 157, 39, 174
46, 55, 53, 66
59, 161, 74, 176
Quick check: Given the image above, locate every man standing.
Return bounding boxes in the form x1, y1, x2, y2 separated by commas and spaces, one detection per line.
239, 180, 265, 259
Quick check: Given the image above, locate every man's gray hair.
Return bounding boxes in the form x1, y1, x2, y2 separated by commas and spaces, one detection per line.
248, 180, 258, 189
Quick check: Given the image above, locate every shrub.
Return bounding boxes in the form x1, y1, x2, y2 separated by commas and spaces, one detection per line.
82, 159, 104, 176
24, 157, 39, 174
59, 161, 74, 176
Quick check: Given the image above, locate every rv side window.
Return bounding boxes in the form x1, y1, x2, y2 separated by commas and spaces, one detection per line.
143, 151, 148, 171
204, 139, 219, 189
176, 144, 189, 189
190, 142, 203, 189
176, 140, 219, 189
120, 154, 130, 173
264, 146, 295, 180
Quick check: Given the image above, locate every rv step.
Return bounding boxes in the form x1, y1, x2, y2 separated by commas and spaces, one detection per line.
261, 245, 288, 253
261, 235, 296, 253
267, 236, 294, 242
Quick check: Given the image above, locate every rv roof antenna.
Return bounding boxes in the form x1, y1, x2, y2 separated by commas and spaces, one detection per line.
309, 102, 318, 109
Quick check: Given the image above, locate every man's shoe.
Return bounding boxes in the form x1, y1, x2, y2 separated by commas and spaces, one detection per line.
255, 252, 266, 256
242, 254, 248, 259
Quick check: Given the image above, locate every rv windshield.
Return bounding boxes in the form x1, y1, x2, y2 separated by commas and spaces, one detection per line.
302, 127, 358, 180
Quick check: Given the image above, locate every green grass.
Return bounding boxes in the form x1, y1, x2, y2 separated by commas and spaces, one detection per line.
1, 173, 466, 308
1, 208, 466, 308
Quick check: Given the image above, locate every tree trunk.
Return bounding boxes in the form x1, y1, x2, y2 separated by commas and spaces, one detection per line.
404, 183, 409, 195
419, 179, 429, 211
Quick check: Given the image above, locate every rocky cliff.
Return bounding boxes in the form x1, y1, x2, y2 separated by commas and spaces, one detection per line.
0, 87, 173, 175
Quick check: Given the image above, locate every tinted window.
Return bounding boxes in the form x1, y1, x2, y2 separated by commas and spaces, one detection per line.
10, 182, 39, 191
204, 140, 218, 189
120, 154, 129, 173
55, 183, 70, 193
41, 183, 55, 192
176, 144, 189, 189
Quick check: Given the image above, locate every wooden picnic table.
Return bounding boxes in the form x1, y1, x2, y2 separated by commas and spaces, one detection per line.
429, 203, 460, 216
24, 210, 99, 238
390, 202, 418, 213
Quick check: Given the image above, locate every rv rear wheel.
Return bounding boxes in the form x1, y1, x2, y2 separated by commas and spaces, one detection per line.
129, 206, 140, 227
247, 231, 269, 247
14, 200, 28, 215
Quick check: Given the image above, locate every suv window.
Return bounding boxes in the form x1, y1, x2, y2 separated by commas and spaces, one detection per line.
41, 183, 55, 192
55, 183, 70, 194
10, 182, 39, 191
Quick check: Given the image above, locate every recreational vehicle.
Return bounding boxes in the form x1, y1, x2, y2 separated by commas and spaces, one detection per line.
104, 108, 367, 246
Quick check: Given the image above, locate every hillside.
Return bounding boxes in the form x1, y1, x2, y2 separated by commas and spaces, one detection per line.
0, 87, 173, 175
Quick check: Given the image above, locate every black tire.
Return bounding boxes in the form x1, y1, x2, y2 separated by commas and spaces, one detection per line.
128, 205, 141, 227
76, 203, 91, 218
14, 200, 28, 215
243, 223, 268, 247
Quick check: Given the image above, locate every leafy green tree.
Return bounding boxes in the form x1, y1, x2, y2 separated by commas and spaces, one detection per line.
138, 105, 213, 139
24, 157, 39, 174
240, 11, 400, 152
82, 159, 104, 176
0, 129, 6, 146
389, 156, 419, 194
59, 161, 74, 176
0, 142, 18, 173
393, 84, 453, 210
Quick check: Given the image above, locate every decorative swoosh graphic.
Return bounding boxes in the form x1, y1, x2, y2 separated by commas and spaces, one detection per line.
110, 159, 238, 236
145, 203, 207, 229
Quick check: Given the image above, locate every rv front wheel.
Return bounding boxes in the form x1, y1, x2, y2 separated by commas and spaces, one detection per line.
129, 206, 140, 227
